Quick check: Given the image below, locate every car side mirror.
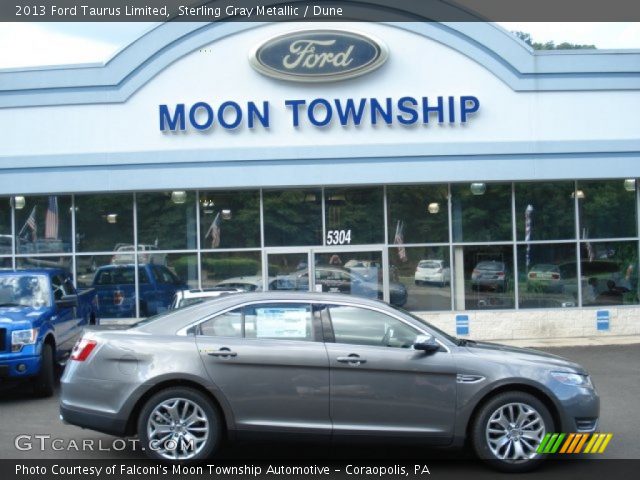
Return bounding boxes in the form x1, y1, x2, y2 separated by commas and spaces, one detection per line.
414, 334, 440, 354
56, 294, 78, 309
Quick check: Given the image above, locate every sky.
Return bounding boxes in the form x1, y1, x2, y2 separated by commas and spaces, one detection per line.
0, 22, 639, 69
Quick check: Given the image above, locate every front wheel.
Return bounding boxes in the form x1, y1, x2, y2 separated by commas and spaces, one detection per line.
471, 392, 553, 472
33, 343, 55, 397
137, 387, 221, 462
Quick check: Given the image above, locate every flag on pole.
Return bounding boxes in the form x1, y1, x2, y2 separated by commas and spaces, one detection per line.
524, 204, 534, 269
393, 220, 407, 262
583, 228, 595, 262
205, 212, 221, 248
22, 206, 37, 242
45, 196, 59, 239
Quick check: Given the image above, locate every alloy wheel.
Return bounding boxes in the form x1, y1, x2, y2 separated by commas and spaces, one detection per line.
485, 402, 546, 463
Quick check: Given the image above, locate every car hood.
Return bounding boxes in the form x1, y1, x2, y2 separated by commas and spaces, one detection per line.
464, 340, 586, 373
0, 306, 49, 329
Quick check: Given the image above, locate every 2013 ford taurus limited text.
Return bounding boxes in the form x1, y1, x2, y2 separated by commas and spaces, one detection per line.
60, 292, 599, 471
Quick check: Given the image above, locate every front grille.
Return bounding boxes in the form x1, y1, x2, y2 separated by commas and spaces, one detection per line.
0, 328, 6, 352
575, 417, 598, 432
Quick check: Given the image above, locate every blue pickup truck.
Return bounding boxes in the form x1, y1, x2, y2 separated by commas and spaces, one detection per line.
92, 264, 187, 318
0, 268, 99, 397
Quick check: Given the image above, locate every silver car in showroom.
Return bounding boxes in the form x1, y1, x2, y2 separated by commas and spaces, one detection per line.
60, 292, 598, 471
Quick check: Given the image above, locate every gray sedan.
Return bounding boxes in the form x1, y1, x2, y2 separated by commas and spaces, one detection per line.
60, 292, 598, 471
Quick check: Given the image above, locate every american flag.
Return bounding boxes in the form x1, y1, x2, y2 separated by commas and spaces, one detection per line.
45, 196, 59, 239
205, 212, 221, 248
24, 206, 37, 241
393, 220, 407, 262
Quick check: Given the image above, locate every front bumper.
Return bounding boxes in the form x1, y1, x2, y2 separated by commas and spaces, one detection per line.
556, 385, 600, 433
0, 353, 41, 379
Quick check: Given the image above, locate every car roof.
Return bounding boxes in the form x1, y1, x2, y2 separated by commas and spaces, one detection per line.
135, 291, 395, 334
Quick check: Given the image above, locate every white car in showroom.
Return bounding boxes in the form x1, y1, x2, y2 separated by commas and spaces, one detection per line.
414, 259, 451, 287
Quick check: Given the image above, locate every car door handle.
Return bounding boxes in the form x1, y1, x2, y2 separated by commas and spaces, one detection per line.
337, 355, 366, 365
207, 348, 237, 358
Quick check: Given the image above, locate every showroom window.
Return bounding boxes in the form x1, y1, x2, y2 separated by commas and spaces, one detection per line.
1, 197, 11, 266
325, 187, 384, 245
199, 190, 260, 249
200, 251, 262, 290
516, 243, 578, 309
516, 182, 575, 240
452, 183, 512, 242
579, 241, 638, 306
1, 180, 638, 317
75, 193, 134, 252
387, 184, 449, 244
263, 188, 323, 246
14, 195, 72, 254
578, 180, 637, 240
389, 246, 451, 311
136, 191, 197, 251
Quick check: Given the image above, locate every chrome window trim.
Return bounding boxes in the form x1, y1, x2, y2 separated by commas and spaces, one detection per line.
176, 298, 452, 353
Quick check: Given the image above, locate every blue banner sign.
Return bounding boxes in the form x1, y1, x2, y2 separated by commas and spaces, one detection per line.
456, 314, 470, 336
596, 310, 610, 331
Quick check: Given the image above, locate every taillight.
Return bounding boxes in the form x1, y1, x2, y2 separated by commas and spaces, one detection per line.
552, 273, 560, 280
529, 272, 537, 279
497, 272, 505, 278
436, 268, 443, 273
114, 290, 124, 305
71, 338, 97, 361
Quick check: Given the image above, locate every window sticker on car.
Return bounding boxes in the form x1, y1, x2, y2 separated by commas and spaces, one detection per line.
255, 307, 308, 338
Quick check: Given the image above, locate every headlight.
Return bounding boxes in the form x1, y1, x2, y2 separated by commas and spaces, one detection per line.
11, 328, 38, 352
551, 371, 593, 388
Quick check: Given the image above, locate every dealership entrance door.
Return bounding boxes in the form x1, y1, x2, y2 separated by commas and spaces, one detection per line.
263, 247, 387, 303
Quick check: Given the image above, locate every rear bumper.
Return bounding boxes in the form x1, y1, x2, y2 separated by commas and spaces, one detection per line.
59, 403, 128, 437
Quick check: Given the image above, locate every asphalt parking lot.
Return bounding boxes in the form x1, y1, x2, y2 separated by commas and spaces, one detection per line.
1, 344, 638, 465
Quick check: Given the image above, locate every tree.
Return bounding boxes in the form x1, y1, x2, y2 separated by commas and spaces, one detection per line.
512, 31, 596, 50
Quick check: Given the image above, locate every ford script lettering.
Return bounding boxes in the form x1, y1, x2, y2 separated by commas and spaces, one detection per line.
251, 30, 388, 82
282, 40, 354, 70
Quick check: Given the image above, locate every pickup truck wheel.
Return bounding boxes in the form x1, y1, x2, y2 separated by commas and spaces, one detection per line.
137, 387, 221, 462
33, 343, 55, 398
471, 391, 552, 472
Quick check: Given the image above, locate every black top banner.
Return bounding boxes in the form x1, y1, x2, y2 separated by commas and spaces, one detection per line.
4, 0, 640, 22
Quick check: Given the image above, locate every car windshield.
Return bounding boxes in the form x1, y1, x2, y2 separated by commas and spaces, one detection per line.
0, 274, 51, 308
533, 264, 558, 272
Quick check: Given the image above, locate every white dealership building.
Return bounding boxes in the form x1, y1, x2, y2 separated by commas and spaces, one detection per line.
1, 17, 639, 341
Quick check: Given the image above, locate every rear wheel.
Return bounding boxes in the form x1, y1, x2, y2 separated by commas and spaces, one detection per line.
137, 387, 221, 462
471, 391, 552, 472
33, 343, 55, 397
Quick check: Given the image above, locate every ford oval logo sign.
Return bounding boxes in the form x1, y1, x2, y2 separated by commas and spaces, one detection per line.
250, 30, 388, 82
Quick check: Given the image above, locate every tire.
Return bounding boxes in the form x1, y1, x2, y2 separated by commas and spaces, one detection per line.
137, 387, 221, 462
33, 343, 55, 398
471, 391, 553, 473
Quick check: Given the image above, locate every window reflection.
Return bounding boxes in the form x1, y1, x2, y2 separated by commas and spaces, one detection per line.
516, 182, 575, 240
137, 192, 197, 250
455, 245, 514, 310
199, 191, 260, 249
201, 251, 262, 290
580, 241, 638, 306
14, 195, 72, 253
1, 198, 11, 255
517, 243, 577, 308
263, 189, 322, 246
452, 183, 512, 242
325, 187, 383, 245
75, 194, 133, 252
389, 246, 451, 311
387, 185, 449, 244
579, 180, 637, 239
